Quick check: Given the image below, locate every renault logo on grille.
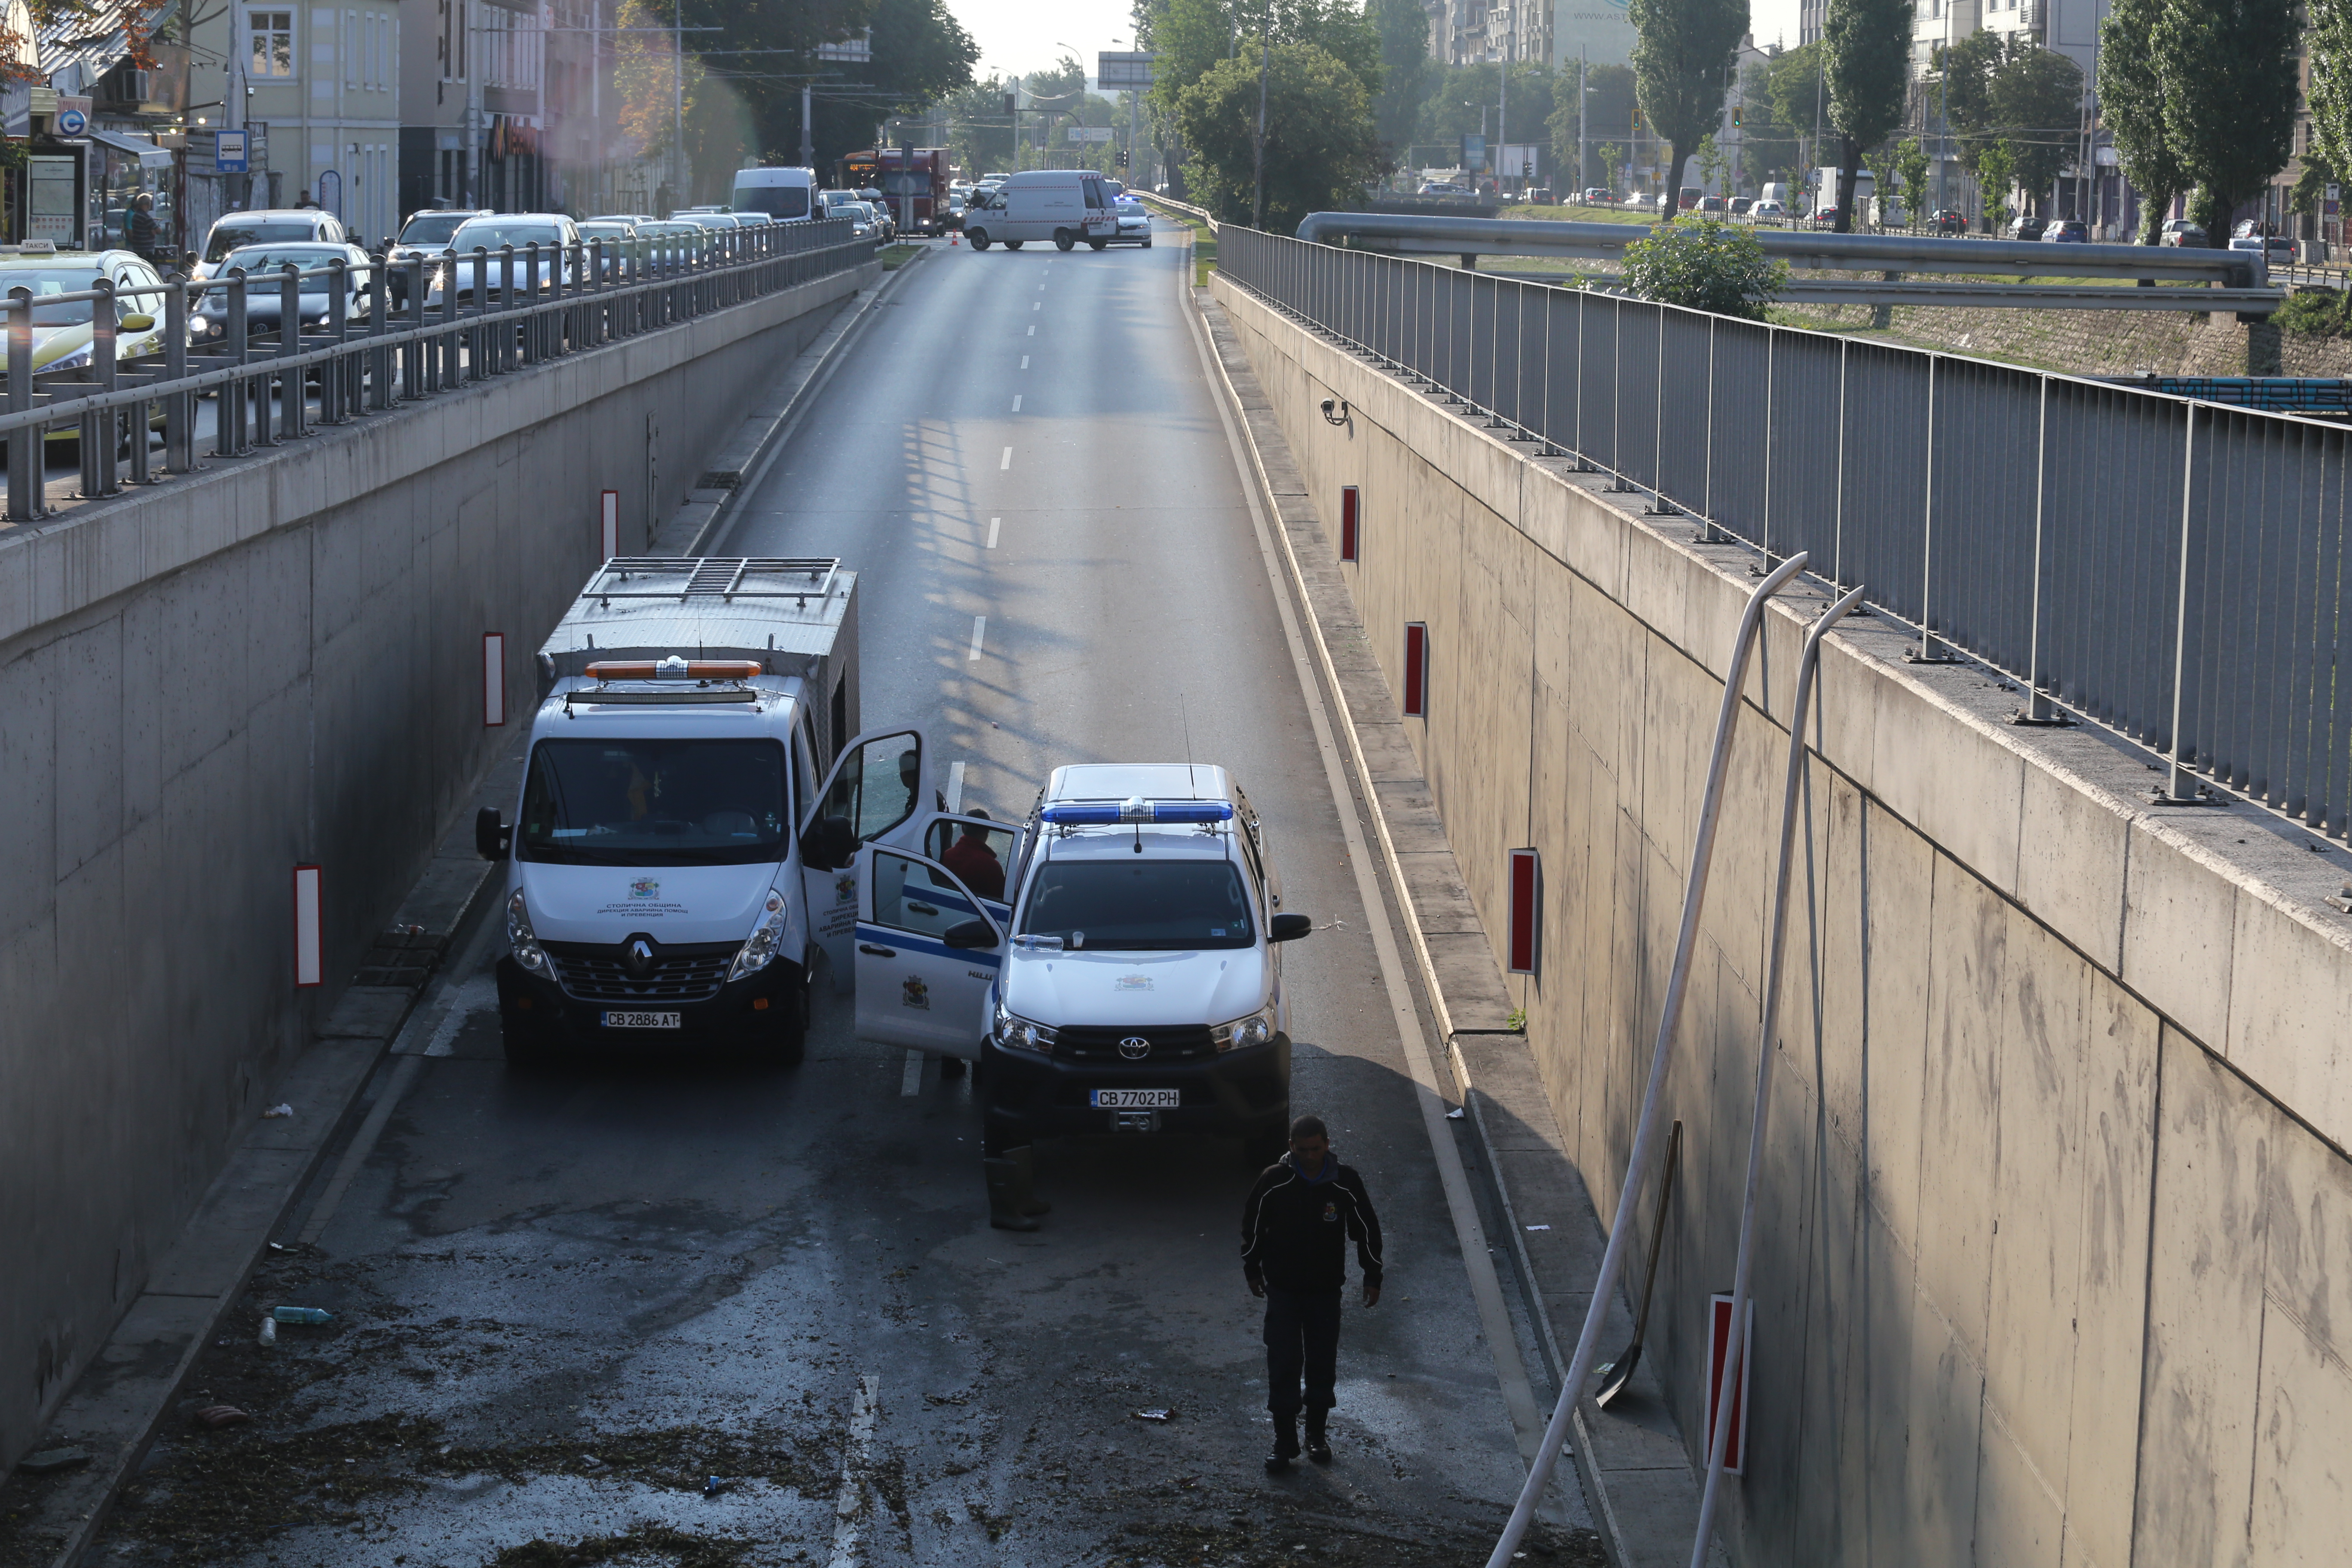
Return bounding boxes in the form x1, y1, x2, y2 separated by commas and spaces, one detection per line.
1118, 1035, 1151, 1060
623, 937, 656, 978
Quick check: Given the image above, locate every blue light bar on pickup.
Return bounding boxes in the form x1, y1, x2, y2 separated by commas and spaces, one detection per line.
1040, 797, 1234, 825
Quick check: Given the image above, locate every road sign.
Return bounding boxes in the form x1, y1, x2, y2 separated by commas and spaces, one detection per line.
55, 107, 86, 135
215, 128, 248, 172
817, 31, 870, 61
1098, 51, 1154, 89
1067, 126, 1112, 144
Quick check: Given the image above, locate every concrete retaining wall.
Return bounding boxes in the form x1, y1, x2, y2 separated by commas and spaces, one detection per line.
0, 259, 872, 1468
1217, 275, 2352, 1566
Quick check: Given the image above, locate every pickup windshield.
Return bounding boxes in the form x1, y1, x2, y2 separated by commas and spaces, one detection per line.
518, 739, 788, 867
1017, 859, 1255, 950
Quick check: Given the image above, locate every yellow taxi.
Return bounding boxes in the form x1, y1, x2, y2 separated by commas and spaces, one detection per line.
0, 242, 171, 443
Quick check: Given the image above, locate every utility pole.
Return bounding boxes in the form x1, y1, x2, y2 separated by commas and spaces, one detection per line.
801, 81, 813, 167
227, 0, 248, 207
1578, 50, 1587, 194
673, 0, 684, 204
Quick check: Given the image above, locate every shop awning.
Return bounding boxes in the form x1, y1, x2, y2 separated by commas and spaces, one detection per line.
86, 127, 173, 168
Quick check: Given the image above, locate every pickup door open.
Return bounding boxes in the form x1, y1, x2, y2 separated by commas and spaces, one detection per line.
851, 846, 1001, 1057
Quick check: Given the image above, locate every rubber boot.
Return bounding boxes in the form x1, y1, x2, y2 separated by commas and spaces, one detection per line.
1265, 1415, 1299, 1473
1007, 1145, 1051, 1216
1303, 1409, 1332, 1464
983, 1158, 1041, 1231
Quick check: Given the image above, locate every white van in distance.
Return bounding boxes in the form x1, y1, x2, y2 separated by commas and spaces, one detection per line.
959, 169, 1118, 252
731, 165, 818, 222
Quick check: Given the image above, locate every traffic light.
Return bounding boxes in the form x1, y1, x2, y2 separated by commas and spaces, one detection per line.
1003, 93, 1016, 118
1118, 146, 1130, 169
1732, 106, 1742, 127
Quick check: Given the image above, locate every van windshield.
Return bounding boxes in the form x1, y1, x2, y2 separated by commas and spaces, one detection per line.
733, 182, 810, 218
1017, 859, 1255, 949
518, 739, 789, 867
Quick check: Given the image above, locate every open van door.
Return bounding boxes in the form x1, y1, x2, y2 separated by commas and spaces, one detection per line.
917, 812, 1028, 925
800, 726, 934, 991
852, 846, 1001, 1057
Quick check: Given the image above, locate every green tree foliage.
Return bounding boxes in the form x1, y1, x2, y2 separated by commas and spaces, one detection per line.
1176, 41, 1384, 228
2291, 157, 2335, 220
1975, 141, 2014, 230
2162, 0, 2300, 242
1890, 135, 1929, 217
1932, 33, 2081, 209
2102, 0, 2186, 242
943, 76, 1017, 176
2314, 0, 2352, 213
1626, 0, 1748, 197
1598, 141, 1625, 194
1620, 216, 1786, 317
1547, 63, 1637, 188
1822, 0, 1909, 230
1372, 0, 1434, 156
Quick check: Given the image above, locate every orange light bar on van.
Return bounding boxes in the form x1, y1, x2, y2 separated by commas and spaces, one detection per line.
585, 658, 763, 681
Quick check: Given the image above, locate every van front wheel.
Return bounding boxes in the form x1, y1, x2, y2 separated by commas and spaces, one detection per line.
966, 229, 990, 250
1053, 229, 1075, 251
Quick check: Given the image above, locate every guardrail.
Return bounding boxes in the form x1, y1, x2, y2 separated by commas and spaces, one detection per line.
0, 217, 870, 524
1139, 191, 1217, 233
1222, 222, 2352, 839
1292, 211, 2273, 294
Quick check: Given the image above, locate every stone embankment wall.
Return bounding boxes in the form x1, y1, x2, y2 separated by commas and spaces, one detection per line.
1219, 273, 2352, 1567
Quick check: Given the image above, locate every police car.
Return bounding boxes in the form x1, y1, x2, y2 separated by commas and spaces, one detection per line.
863, 764, 1308, 1164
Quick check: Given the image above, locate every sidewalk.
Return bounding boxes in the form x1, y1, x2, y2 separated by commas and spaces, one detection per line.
1194, 286, 1716, 1568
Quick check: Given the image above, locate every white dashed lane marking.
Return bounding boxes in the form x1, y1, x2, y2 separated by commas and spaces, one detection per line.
968, 616, 986, 660
1000, 446, 1012, 469
986, 517, 1001, 548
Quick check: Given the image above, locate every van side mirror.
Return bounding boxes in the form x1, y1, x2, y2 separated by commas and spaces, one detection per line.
1268, 913, 1313, 942
799, 815, 858, 871
943, 919, 998, 949
475, 807, 509, 861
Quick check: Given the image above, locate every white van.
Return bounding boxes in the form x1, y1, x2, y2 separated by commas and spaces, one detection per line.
960, 170, 1118, 252
730, 166, 817, 222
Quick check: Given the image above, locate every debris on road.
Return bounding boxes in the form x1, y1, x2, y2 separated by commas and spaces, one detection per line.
1133, 1408, 1175, 1422
15, 1446, 90, 1475
701, 1475, 733, 1497
262, 1103, 294, 1118
190, 1406, 251, 1430
270, 1305, 334, 1324
257, 1315, 276, 1346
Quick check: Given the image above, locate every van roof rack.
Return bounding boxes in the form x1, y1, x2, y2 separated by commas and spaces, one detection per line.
584, 557, 840, 607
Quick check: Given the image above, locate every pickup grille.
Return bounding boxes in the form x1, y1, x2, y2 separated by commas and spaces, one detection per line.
543, 940, 738, 1003
1055, 1025, 1217, 1062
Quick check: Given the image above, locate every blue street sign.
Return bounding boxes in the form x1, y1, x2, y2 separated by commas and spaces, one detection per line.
215, 129, 248, 172
55, 107, 86, 135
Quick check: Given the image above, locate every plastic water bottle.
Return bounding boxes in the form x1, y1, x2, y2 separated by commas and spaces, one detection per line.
271, 1306, 334, 1325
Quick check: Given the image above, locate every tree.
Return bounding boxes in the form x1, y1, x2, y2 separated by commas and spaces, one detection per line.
1620, 216, 1786, 318
2152, 0, 2298, 243
1598, 141, 1625, 194
1890, 135, 1929, 220
943, 76, 1017, 177
2099, 0, 2184, 242
1626, 0, 1748, 199
1372, 0, 1433, 159
2315, 0, 2352, 216
1176, 41, 1383, 229
1975, 141, 2014, 232
1761, 42, 1824, 169
1821, 0, 1908, 230
1986, 41, 2082, 200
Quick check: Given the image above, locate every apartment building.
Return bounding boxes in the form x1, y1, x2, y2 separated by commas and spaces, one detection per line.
397, 0, 547, 220
233, 3, 404, 243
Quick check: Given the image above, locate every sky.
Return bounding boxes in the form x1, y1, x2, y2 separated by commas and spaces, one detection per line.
949, 0, 1143, 87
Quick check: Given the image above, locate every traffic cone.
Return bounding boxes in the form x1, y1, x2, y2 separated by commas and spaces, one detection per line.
950, 229, 959, 247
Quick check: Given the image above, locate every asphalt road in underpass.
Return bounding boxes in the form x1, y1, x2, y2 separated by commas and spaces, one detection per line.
85, 224, 1599, 1568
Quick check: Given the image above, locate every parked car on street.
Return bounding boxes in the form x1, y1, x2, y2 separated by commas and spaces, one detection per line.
1925, 208, 1968, 234
2043, 220, 2089, 243
2158, 218, 2208, 247
1581, 187, 1611, 205
1728, 196, 1753, 214
2008, 217, 2048, 242
2229, 234, 2294, 268
1750, 199, 1788, 220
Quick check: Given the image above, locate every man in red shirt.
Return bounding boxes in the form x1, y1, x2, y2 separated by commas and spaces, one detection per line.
940, 812, 1006, 900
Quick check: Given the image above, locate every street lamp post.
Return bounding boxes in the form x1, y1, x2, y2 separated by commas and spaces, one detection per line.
1252, 2, 1271, 227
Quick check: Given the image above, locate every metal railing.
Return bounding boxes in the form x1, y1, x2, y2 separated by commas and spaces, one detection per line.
0, 217, 870, 524
1223, 224, 2352, 837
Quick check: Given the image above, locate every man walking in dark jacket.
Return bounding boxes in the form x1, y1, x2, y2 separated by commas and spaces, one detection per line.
1241, 1114, 1383, 1471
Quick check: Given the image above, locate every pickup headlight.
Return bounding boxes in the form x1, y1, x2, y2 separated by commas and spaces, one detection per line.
506, 889, 550, 976
993, 999, 1058, 1055
1211, 1005, 1276, 1052
729, 888, 789, 982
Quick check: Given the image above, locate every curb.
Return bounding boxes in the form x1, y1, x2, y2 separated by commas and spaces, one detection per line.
674, 245, 927, 557
1188, 279, 1691, 1568
7, 814, 508, 1568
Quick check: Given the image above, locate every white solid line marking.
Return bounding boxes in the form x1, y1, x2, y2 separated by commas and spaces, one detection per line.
1011, 394, 1023, 412
946, 760, 966, 812
986, 517, 1001, 548
900, 1050, 925, 1096
999, 446, 1012, 469
826, 1376, 881, 1568
968, 616, 987, 660
1020, 355, 1029, 369
1184, 268, 1562, 1507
